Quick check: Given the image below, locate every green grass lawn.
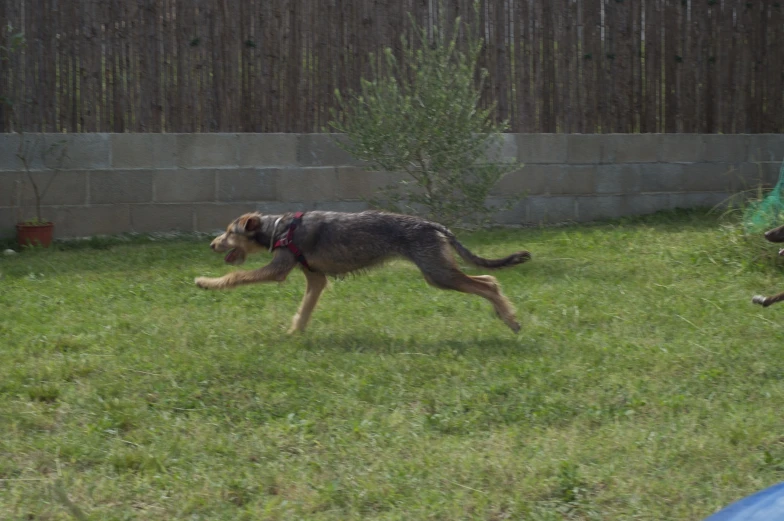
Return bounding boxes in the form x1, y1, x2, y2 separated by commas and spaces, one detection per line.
2, 210, 784, 520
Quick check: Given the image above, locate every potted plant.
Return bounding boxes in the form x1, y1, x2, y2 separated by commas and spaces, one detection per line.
2, 25, 65, 248
15, 135, 67, 248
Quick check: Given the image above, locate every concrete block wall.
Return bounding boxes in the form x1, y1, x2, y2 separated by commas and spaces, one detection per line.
1, 133, 782, 238
489, 133, 783, 224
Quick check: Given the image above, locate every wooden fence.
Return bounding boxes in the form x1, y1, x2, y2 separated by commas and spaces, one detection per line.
1, 0, 782, 134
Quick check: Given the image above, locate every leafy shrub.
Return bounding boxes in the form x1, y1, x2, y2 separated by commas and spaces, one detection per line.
330, 3, 522, 227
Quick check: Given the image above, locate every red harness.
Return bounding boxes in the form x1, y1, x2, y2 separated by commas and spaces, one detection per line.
272, 212, 311, 271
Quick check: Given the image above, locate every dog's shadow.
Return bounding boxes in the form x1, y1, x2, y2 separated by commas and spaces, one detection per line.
296, 331, 546, 358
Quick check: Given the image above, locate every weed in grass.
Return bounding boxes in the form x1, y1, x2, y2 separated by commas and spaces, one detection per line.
26, 384, 61, 403
109, 448, 167, 474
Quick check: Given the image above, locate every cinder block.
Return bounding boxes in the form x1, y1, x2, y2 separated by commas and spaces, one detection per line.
762, 162, 784, 186
20, 171, 88, 207
527, 196, 577, 223
0, 134, 38, 171
575, 195, 624, 222
194, 203, 259, 233
48, 204, 132, 237
16, 207, 52, 224
176, 133, 238, 168
45, 134, 110, 170
595, 164, 642, 194
747, 134, 784, 162
0, 172, 21, 206
111, 133, 177, 169
657, 134, 706, 163
732, 162, 780, 190
549, 166, 596, 195
217, 168, 278, 202
679, 163, 734, 192
498, 133, 518, 163
491, 166, 549, 196
0, 207, 16, 238
725, 163, 760, 192
0, 134, 19, 171
335, 167, 402, 200
702, 135, 748, 163
256, 202, 312, 214
130, 204, 194, 233
516, 134, 568, 164
277, 167, 338, 202
670, 192, 731, 211
313, 201, 370, 213
603, 134, 660, 163
297, 134, 364, 167
1, 134, 109, 171
0, 133, 50, 171
237, 134, 298, 167
483, 133, 518, 164
154, 169, 216, 202
620, 194, 673, 216
89, 170, 154, 204
638, 164, 687, 193
490, 198, 527, 225
567, 134, 604, 164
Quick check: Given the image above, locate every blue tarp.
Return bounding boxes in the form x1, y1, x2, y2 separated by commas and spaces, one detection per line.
704, 482, 784, 521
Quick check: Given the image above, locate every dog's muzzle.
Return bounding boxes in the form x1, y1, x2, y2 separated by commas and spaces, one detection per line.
210, 239, 246, 265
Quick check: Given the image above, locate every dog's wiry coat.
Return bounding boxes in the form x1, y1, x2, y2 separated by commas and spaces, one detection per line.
195, 210, 531, 333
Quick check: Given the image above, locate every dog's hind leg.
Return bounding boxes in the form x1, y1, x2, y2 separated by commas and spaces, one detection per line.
288, 270, 328, 334
753, 292, 784, 307
416, 253, 521, 333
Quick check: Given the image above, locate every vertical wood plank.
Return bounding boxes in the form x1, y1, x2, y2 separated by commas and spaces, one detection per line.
0, 0, 7, 131
552, 0, 565, 131
614, 0, 632, 133
583, 0, 601, 133
566, 0, 578, 133
663, 0, 678, 132
631, 0, 641, 132
681, 0, 696, 132
494, 0, 508, 124
513, 0, 527, 131
737, 1, 752, 133
768, 1, 783, 132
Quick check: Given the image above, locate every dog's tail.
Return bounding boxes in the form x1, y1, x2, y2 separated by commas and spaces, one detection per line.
433, 224, 532, 269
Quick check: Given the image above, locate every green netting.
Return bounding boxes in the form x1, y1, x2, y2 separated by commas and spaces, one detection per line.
744, 160, 784, 234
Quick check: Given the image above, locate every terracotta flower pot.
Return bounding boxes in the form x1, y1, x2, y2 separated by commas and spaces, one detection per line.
16, 221, 55, 248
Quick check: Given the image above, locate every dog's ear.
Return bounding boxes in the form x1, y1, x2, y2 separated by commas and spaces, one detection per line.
233, 215, 262, 234
244, 216, 261, 232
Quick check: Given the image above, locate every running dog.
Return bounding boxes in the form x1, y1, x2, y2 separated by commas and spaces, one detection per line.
195, 211, 531, 333
753, 223, 784, 307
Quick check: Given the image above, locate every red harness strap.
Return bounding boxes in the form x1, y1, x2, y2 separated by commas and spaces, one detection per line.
272, 212, 311, 271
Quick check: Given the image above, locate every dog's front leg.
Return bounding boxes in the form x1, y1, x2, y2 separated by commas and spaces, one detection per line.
195, 254, 295, 290
753, 292, 784, 307
289, 270, 328, 334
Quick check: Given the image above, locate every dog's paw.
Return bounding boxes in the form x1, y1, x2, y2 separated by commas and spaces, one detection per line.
195, 276, 217, 290
752, 295, 769, 306
513, 251, 532, 264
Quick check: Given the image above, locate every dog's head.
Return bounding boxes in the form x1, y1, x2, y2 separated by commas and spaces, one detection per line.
209, 213, 265, 265
764, 224, 784, 256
